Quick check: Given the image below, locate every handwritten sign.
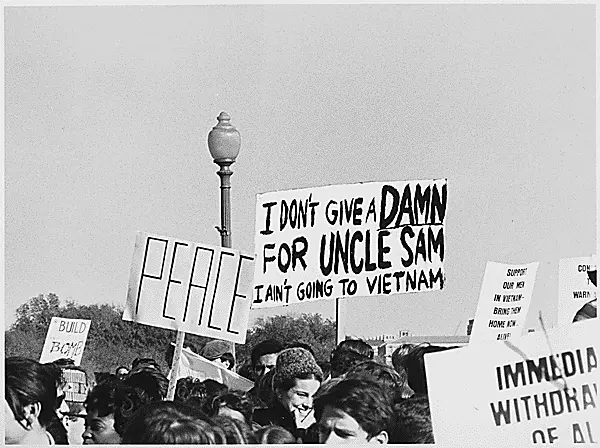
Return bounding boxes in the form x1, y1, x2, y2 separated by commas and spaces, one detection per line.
62, 368, 89, 403
426, 319, 598, 446
469, 261, 539, 344
252, 179, 447, 308
122, 232, 255, 344
558, 256, 597, 327
39, 317, 91, 366
170, 347, 254, 392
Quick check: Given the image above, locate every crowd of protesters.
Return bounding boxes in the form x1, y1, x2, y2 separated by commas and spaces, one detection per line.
4, 335, 451, 445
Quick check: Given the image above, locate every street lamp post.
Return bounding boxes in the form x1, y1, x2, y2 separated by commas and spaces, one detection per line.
208, 111, 241, 361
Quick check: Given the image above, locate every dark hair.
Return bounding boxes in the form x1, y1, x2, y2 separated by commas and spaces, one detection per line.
85, 376, 141, 435
392, 394, 434, 443
257, 369, 276, 407
124, 367, 169, 402
211, 391, 254, 424
346, 360, 405, 402
201, 379, 229, 415
251, 339, 284, 367
330, 349, 369, 378
121, 401, 226, 444
211, 415, 256, 444
395, 344, 455, 394
131, 357, 161, 372
5, 357, 58, 428
336, 339, 374, 359
314, 378, 396, 440
254, 425, 298, 444
175, 377, 207, 403
219, 352, 235, 369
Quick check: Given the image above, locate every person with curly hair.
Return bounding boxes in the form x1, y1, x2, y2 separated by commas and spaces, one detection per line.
82, 376, 139, 444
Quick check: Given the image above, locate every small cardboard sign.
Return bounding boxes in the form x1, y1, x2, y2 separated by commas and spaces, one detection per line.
426, 319, 598, 446
39, 317, 91, 366
469, 261, 539, 344
558, 255, 597, 327
62, 368, 89, 403
122, 232, 255, 344
253, 179, 447, 308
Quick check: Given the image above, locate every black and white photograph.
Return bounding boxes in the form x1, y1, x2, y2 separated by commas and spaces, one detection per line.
3, 3, 597, 445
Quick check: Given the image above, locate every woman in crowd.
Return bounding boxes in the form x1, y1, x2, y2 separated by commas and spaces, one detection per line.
253, 425, 297, 444
82, 375, 139, 444
5, 357, 59, 445
253, 347, 323, 442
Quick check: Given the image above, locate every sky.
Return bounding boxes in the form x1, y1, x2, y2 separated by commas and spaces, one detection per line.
3, 4, 597, 340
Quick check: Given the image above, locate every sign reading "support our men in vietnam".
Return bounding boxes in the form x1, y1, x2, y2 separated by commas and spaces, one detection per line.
252, 179, 447, 308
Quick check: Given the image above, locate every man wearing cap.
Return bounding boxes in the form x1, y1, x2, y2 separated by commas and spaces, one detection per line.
201, 339, 235, 371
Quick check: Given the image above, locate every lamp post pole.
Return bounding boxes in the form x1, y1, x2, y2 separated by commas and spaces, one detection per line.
208, 111, 241, 362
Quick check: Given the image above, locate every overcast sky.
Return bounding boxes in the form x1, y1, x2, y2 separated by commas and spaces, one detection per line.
4, 4, 596, 339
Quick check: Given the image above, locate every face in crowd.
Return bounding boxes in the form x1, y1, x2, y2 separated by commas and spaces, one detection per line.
278, 377, 321, 421
254, 353, 278, 381
82, 409, 121, 445
314, 378, 395, 445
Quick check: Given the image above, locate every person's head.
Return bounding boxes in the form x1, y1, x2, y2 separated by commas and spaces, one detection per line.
175, 376, 207, 403
285, 342, 316, 357
330, 349, 370, 379
257, 368, 277, 407
251, 339, 284, 382
392, 394, 434, 444
201, 340, 235, 370
201, 379, 229, 416
345, 361, 406, 402
211, 415, 256, 444
395, 344, 454, 394
336, 339, 374, 359
314, 378, 395, 444
254, 425, 298, 444
83, 376, 139, 444
130, 357, 161, 372
121, 400, 225, 444
273, 348, 323, 419
211, 391, 254, 425
124, 367, 169, 403
115, 366, 129, 380
5, 357, 58, 444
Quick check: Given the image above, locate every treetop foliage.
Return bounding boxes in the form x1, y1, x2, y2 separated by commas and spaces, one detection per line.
5, 293, 337, 378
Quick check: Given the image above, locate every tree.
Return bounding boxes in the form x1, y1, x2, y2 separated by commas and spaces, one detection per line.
236, 313, 336, 369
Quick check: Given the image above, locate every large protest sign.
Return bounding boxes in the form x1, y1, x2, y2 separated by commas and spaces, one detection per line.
253, 179, 447, 308
426, 319, 598, 446
558, 256, 597, 328
123, 232, 255, 344
169, 346, 254, 392
469, 261, 539, 344
39, 317, 91, 366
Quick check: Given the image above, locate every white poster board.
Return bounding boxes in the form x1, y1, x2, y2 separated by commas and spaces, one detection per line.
469, 261, 539, 344
558, 256, 597, 328
39, 317, 91, 366
122, 232, 255, 344
169, 346, 254, 392
426, 319, 598, 446
253, 179, 447, 308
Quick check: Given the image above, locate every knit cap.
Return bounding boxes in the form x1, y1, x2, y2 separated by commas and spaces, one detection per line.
274, 347, 323, 389
201, 340, 232, 360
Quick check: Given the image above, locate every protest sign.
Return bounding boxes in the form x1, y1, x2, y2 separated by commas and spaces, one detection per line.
122, 232, 255, 344
426, 318, 598, 446
558, 256, 597, 328
170, 346, 254, 392
39, 317, 91, 366
61, 368, 89, 403
469, 261, 539, 344
252, 179, 447, 308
